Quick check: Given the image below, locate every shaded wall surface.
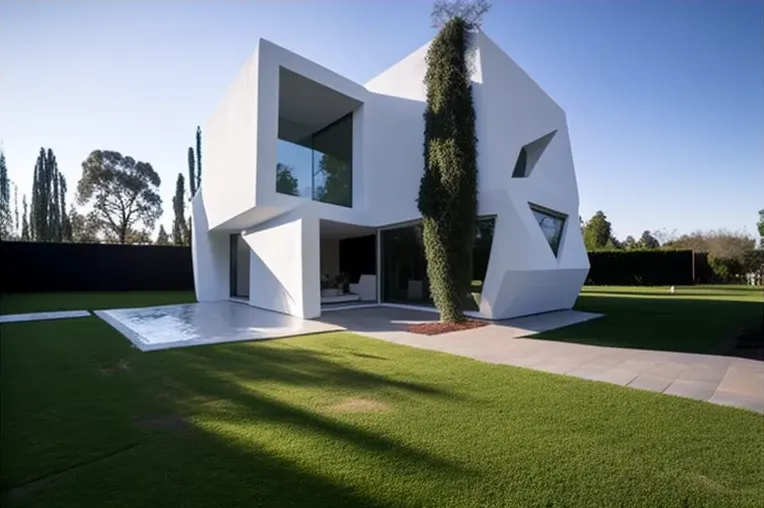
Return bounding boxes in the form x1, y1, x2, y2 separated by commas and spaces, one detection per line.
1, 241, 194, 293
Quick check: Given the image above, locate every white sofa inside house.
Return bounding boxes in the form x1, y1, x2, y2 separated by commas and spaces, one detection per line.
349, 274, 376, 302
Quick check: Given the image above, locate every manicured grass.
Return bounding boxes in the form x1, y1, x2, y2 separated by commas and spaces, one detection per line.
535, 285, 764, 353
2, 292, 763, 507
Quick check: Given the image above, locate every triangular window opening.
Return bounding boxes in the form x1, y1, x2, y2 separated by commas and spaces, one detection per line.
529, 204, 566, 257
511, 130, 557, 178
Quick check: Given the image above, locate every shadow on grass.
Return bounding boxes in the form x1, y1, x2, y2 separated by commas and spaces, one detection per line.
533, 294, 764, 355
3, 325, 473, 507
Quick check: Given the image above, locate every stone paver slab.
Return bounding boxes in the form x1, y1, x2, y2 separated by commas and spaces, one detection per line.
664, 380, 718, 402
708, 390, 764, 413
627, 375, 675, 393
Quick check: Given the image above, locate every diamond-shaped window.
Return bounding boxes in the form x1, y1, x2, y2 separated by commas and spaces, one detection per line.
529, 203, 567, 257
512, 130, 557, 178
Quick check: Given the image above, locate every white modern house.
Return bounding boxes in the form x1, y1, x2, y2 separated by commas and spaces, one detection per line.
191, 30, 590, 320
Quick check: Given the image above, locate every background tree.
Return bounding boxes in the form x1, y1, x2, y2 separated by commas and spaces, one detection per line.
418, 15, 480, 323
172, 173, 187, 245
125, 228, 153, 245
665, 229, 756, 282
156, 225, 170, 245
76, 150, 162, 244
276, 163, 299, 196
623, 235, 637, 250
605, 236, 622, 250
69, 208, 101, 243
21, 195, 30, 240
639, 230, 660, 249
582, 211, 612, 250
13, 183, 19, 236
195, 126, 202, 192
30, 148, 67, 242
757, 209, 764, 248
0, 146, 12, 239
187, 146, 196, 197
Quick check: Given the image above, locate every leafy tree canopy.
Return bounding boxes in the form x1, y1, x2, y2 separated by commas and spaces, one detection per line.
76, 150, 162, 244
582, 211, 612, 250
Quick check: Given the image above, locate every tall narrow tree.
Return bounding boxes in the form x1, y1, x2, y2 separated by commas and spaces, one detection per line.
13, 183, 19, 236
172, 173, 187, 245
195, 126, 202, 191
30, 148, 63, 241
59, 174, 71, 241
21, 194, 30, 240
0, 147, 12, 239
187, 147, 196, 197
418, 14, 481, 323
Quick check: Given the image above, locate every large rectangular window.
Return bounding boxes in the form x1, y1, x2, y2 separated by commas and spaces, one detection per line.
276, 113, 353, 208
380, 217, 495, 310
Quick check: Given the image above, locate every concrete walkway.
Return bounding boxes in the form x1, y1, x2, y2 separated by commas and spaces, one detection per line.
320, 307, 764, 414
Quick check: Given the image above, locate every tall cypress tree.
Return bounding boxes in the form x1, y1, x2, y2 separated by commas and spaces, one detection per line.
187, 147, 196, 197
30, 147, 65, 242
195, 126, 202, 192
418, 17, 479, 323
21, 194, 30, 240
0, 147, 12, 239
172, 173, 187, 245
14, 183, 19, 236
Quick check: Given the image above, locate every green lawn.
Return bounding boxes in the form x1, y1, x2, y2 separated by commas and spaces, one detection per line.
2, 291, 763, 507
535, 285, 764, 353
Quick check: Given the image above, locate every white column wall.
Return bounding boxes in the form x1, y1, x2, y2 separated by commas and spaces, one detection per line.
242, 209, 320, 318
191, 190, 230, 301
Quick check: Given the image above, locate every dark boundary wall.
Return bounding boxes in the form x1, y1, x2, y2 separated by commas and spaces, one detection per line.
0, 241, 194, 292
586, 249, 696, 286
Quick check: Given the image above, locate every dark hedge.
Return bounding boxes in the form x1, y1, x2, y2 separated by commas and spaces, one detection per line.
586, 249, 696, 286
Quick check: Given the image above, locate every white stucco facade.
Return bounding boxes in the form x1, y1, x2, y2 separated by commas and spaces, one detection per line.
192, 31, 589, 320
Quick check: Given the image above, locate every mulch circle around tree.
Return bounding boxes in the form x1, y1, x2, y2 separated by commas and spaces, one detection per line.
406, 319, 489, 336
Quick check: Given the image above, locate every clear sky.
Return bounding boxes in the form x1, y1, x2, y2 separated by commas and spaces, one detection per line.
1, 0, 762, 240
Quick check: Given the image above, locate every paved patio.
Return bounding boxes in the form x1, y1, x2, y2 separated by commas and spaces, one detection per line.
320, 307, 764, 413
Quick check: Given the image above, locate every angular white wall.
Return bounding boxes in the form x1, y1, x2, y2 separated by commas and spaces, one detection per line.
202, 49, 260, 230
242, 207, 320, 318
191, 190, 229, 302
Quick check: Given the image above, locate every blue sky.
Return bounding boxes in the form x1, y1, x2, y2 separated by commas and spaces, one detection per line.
1, 0, 762, 240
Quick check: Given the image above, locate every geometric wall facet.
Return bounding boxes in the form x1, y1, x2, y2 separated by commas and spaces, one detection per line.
511, 130, 557, 178
529, 204, 567, 257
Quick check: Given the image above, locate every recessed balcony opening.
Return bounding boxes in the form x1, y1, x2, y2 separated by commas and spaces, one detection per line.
319, 219, 377, 311
277, 67, 361, 208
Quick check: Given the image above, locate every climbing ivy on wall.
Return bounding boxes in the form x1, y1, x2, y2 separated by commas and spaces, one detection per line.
417, 17, 478, 323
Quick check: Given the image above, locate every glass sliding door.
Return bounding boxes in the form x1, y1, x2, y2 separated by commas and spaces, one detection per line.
379, 216, 496, 310
380, 223, 430, 305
